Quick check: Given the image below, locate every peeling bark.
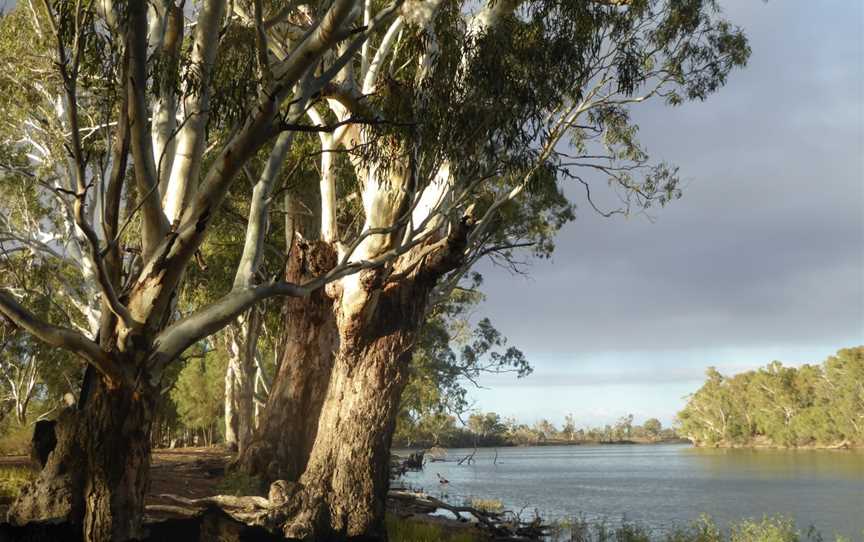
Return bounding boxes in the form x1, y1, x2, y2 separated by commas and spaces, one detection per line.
238, 239, 338, 482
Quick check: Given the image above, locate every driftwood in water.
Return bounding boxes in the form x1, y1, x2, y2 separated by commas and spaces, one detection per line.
403, 451, 424, 470
457, 446, 477, 465
390, 451, 427, 479
387, 489, 548, 541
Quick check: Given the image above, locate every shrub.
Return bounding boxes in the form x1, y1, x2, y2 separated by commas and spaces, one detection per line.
550, 515, 836, 542
730, 516, 800, 542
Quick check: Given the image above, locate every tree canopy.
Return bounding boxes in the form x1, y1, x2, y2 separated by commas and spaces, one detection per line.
677, 347, 864, 448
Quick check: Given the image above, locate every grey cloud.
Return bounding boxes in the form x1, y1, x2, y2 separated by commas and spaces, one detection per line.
476, 1, 864, 361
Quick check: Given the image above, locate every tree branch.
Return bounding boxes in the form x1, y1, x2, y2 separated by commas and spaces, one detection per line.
126, 0, 170, 260
0, 291, 122, 384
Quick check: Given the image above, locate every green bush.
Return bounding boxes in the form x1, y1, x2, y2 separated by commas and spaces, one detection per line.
550, 515, 840, 542
386, 515, 483, 542
730, 516, 800, 542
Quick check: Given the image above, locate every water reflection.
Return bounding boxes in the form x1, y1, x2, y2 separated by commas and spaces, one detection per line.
684, 446, 864, 479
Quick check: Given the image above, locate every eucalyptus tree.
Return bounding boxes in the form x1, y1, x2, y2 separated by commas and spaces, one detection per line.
230, 0, 750, 538
677, 348, 864, 447
0, 0, 410, 539
0, 319, 79, 427
394, 293, 532, 447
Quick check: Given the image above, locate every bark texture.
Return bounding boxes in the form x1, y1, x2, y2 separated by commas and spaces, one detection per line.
279, 243, 456, 539
238, 218, 471, 540
239, 239, 338, 482
8, 372, 156, 542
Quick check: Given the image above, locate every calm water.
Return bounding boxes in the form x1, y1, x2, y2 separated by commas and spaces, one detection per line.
396, 444, 864, 539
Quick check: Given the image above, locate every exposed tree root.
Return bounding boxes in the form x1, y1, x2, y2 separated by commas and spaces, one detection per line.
152, 480, 299, 532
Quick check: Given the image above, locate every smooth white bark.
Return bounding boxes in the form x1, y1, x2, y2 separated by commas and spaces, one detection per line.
163, 0, 226, 223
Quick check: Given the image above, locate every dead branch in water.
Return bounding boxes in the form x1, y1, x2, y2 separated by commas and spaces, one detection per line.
388, 489, 547, 540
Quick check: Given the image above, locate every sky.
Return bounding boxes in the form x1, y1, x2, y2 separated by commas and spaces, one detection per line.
467, 0, 864, 428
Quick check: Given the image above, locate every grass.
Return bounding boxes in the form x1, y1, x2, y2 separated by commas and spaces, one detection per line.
386, 514, 485, 542
0, 466, 36, 502
387, 512, 848, 542
551, 515, 851, 542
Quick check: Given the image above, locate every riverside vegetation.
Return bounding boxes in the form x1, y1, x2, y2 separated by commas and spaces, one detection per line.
387, 513, 855, 542
677, 347, 863, 448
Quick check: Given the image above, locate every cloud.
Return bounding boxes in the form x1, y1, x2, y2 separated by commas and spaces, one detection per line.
476, 0, 864, 360
468, 1, 863, 423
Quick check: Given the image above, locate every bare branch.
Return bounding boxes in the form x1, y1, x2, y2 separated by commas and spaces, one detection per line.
126, 0, 170, 259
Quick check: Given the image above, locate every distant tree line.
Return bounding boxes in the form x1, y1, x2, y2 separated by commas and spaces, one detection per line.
677, 347, 863, 448
394, 409, 679, 448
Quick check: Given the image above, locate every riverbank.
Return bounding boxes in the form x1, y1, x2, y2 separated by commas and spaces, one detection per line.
2, 447, 859, 541
687, 437, 862, 450
0, 450, 498, 542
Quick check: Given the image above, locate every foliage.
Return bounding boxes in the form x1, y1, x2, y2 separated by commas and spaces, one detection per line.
394, 409, 678, 448
729, 516, 801, 542
170, 352, 228, 433
677, 348, 864, 447
385, 515, 484, 542
643, 419, 663, 440
0, 264, 83, 427
552, 514, 837, 542
0, 421, 33, 456
395, 285, 531, 447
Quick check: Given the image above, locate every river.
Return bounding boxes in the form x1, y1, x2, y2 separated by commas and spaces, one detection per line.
396, 444, 864, 539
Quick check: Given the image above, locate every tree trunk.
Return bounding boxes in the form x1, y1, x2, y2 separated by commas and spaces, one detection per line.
280, 271, 432, 540
9, 372, 156, 542
225, 308, 264, 454
238, 239, 338, 482
241, 225, 468, 540
225, 354, 240, 451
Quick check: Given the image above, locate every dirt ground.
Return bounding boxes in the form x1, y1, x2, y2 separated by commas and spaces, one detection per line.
1, 449, 492, 540
1, 448, 236, 519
